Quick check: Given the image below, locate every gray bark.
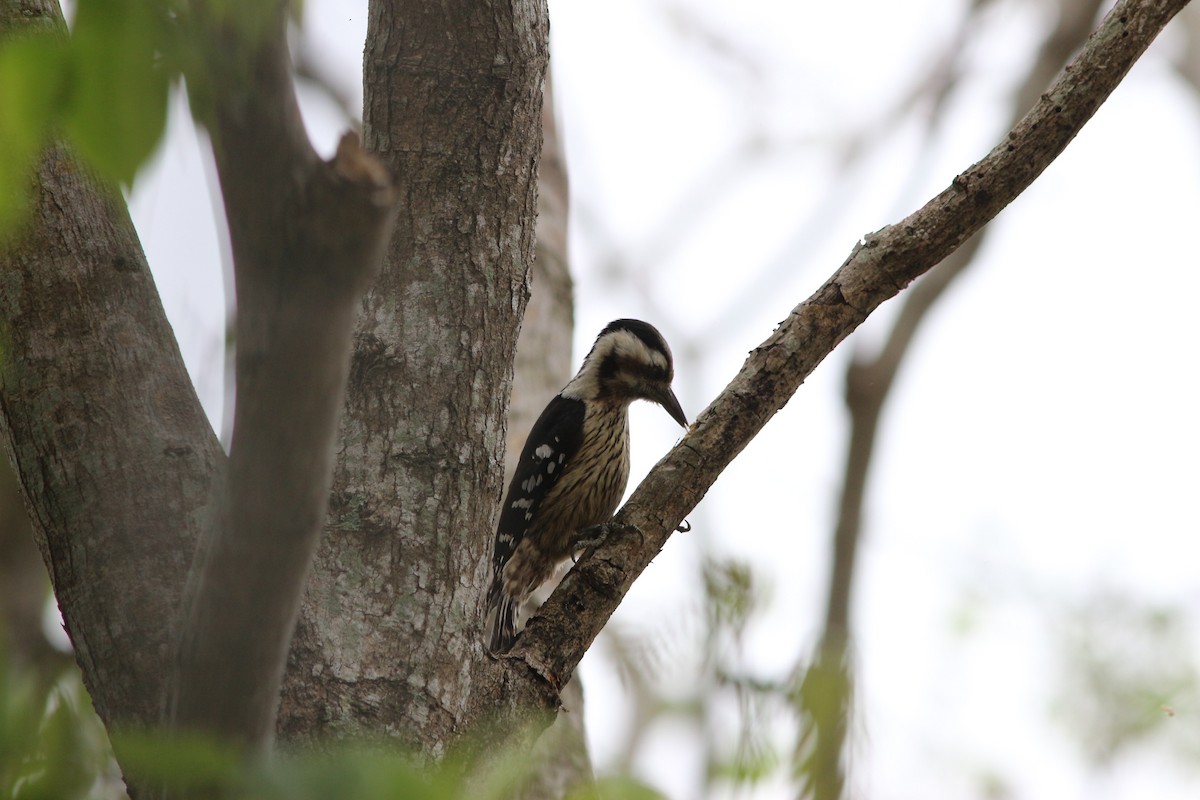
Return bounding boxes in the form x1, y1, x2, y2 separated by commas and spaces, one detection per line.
0, 458, 65, 673
0, 3, 222, 738
0, 0, 397, 759
0, 142, 222, 735
275, 0, 551, 753
508, 74, 575, 488
2, 0, 557, 765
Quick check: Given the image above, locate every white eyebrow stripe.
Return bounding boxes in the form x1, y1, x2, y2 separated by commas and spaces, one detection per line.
560, 324, 674, 400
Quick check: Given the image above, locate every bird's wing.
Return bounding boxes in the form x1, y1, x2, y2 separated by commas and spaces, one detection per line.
491, 394, 585, 572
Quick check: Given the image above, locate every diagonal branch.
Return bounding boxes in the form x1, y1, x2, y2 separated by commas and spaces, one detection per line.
508, 0, 1190, 700
171, 2, 397, 750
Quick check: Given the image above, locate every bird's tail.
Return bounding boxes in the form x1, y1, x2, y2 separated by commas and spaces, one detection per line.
486, 578, 519, 653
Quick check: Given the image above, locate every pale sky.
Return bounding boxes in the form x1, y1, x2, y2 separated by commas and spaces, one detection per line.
128, 1, 1200, 797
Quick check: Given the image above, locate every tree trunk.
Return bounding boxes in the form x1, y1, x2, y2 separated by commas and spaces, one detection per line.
276, 0, 550, 753
0, 136, 223, 733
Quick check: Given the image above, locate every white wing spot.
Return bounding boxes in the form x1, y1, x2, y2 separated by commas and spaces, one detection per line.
547, 462, 555, 474
511, 498, 532, 510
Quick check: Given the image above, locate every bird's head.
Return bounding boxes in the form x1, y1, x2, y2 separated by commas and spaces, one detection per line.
565, 318, 688, 427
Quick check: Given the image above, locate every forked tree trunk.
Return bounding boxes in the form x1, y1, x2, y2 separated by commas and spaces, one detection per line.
0, 0, 1189, 795
1, 0, 554, 766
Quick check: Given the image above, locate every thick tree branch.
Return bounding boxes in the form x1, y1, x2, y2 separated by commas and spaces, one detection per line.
0, 1, 223, 734
509, 0, 1190, 700
171, 2, 396, 749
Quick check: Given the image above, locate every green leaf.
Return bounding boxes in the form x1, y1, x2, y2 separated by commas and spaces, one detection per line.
257, 747, 436, 800
112, 729, 243, 794
0, 33, 67, 234
63, 0, 170, 185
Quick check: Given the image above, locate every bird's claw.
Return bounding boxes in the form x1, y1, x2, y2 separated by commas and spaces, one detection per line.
573, 521, 643, 557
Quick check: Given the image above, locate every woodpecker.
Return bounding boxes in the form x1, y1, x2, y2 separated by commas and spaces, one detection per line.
486, 319, 688, 653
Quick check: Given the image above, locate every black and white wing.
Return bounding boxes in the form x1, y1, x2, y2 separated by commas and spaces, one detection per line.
486, 394, 585, 651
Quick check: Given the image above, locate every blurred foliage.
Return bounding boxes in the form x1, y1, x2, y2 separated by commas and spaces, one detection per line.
600, 556, 835, 796
791, 641, 852, 800
1052, 589, 1200, 767
566, 775, 668, 800
63, 0, 171, 185
0, 0, 170, 233
702, 558, 757, 636
0, 0, 283, 236
703, 560, 794, 790
595, 555, 866, 797
116, 736, 444, 800
0, 639, 685, 800
602, 560, 1200, 798
0, 643, 122, 800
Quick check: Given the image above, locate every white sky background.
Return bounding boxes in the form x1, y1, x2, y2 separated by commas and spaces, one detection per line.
128, 0, 1200, 797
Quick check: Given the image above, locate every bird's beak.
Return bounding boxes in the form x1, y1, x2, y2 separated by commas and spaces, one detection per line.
657, 386, 688, 428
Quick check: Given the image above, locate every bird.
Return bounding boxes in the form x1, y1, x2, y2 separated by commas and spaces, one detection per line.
486, 318, 688, 653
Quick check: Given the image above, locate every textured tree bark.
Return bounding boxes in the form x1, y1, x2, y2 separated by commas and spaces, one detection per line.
2, 0, 557, 765
0, 0, 398, 759
276, 0, 550, 754
0, 3, 223, 734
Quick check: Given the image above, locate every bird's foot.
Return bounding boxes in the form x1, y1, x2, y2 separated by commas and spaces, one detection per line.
572, 521, 643, 559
